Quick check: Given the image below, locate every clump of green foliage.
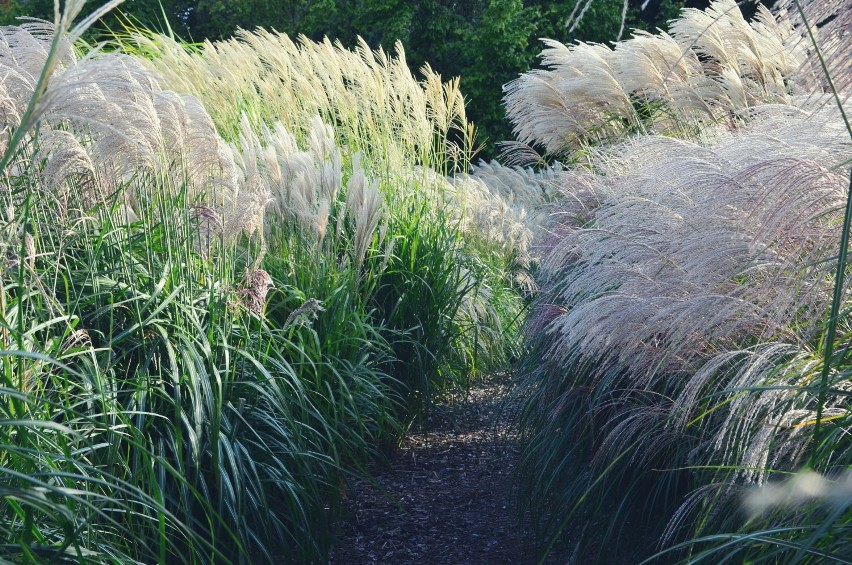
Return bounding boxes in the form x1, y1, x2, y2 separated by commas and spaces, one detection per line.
0, 2, 524, 562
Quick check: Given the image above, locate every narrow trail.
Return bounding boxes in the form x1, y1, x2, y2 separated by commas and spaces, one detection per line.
329, 373, 566, 565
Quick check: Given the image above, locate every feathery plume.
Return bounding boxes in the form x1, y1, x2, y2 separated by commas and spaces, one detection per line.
523, 101, 851, 512
127, 29, 473, 173
0, 22, 255, 242
237, 269, 273, 316
190, 204, 223, 259
283, 298, 325, 328
352, 179, 382, 270
504, 0, 842, 157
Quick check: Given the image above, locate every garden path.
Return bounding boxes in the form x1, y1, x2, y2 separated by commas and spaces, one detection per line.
328, 373, 569, 565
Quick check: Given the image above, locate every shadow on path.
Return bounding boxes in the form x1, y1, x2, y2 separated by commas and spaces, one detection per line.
329, 373, 568, 565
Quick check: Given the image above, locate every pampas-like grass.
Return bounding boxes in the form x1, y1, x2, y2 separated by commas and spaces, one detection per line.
258, 113, 343, 234
519, 100, 851, 551
449, 161, 562, 283
125, 29, 473, 174
0, 22, 269, 241
538, 102, 848, 409
503, 0, 846, 157
232, 111, 386, 263
0, 4, 524, 562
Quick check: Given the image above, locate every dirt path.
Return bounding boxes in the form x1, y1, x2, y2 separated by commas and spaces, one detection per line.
329, 373, 566, 565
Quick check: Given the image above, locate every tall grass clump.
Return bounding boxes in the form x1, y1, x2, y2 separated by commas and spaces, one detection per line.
114, 25, 525, 416
509, 0, 852, 560
0, 6, 395, 562
2, 0, 529, 561
229, 111, 517, 422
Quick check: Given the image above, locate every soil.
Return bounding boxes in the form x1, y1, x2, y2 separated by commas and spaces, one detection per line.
328, 373, 571, 565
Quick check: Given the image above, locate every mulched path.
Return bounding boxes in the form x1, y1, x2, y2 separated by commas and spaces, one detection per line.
328, 373, 569, 565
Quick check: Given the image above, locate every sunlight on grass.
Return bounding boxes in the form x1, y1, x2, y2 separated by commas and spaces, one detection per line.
1, 0, 849, 562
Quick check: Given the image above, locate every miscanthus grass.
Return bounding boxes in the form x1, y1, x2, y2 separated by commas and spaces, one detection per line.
509, 0, 852, 561
0, 12, 361, 562
449, 161, 561, 291
0, 1, 526, 562
503, 0, 846, 158
117, 29, 522, 389
119, 27, 473, 176
113, 21, 525, 413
